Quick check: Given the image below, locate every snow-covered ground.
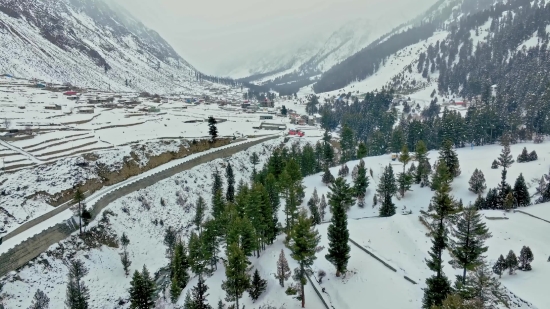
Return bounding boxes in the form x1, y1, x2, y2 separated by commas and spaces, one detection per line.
3, 132, 550, 308
0, 78, 318, 235
298, 141, 550, 309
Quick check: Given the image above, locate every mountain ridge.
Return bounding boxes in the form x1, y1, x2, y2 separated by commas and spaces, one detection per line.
0, 0, 211, 93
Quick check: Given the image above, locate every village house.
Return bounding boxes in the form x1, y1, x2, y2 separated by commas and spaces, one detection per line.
44, 104, 62, 110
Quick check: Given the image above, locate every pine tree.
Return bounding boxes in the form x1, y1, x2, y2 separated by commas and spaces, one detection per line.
319, 194, 327, 221
377, 164, 397, 217
284, 186, 300, 233
322, 130, 334, 168
438, 140, 461, 178
208, 116, 218, 141
226, 163, 235, 203
217, 299, 225, 309
248, 269, 267, 301
464, 262, 508, 308
287, 210, 321, 308
517, 147, 529, 163
432, 294, 483, 309
192, 276, 213, 309
202, 219, 221, 270
194, 196, 206, 233
170, 277, 181, 304
265, 173, 280, 214
328, 177, 354, 211
28, 289, 49, 309
505, 250, 518, 275
65, 259, 89, 309
307, 188, 321, 224
326, 178, 352, 276
275, 249, 291, 287
356, 142, 367, 159
492, 255, 506, 278
519, 246, 534, 271
189, 232, 206, 276
321, 168, 335, 185
281, 105, 287, 116
183, 291, 193, 309
497, 143, 514, 169
222, 243, 251, 309
491, 160, 498, 169
504, 193, 514, 212
73, 188, 85, 235
337, 164, 349, 177
171, 240, 190, 294
340, 125, 355, 163
398, 145, 412, 172
468, 169, 486, 195
250, 152, 260, 179
422, 167, 457, 308
431, 161, 451, 192
451, 207, 491, 284
164, 226, 177, 258
397, 170, 413, 197
415, 140, 431, 185
121, 232, 130, 250
121, 249, 132, 277
353, 159, 369, 198
513, 174, 530, 207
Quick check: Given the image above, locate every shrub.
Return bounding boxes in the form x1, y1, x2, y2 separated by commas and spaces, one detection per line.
518, 147, 537, 163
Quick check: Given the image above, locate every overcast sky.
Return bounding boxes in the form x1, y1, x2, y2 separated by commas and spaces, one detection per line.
112, 0, 437, 75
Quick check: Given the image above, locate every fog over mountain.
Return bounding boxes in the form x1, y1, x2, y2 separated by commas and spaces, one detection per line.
111, 0, 439, 76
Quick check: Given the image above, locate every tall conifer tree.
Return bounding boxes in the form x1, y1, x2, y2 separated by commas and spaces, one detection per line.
287, 211, 321, 308
377, 164, 397, 217
326, 178, 352, 276
451, 207, 491, 284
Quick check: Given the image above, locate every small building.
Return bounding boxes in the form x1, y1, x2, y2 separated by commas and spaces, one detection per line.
63, 91, 78, 96
261, 122, 286, 130
78, 108, 94, 114
102, 103, 118, 108
45, 105, 62, 110
259, 115, 273, 120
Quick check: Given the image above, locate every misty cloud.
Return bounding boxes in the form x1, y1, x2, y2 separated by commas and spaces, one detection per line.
111, 0, 438, 75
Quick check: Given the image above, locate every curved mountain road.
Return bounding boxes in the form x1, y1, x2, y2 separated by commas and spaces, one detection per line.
0, 134, 281, 255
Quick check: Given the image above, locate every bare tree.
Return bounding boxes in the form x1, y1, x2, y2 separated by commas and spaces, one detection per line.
3, 118, 10, 129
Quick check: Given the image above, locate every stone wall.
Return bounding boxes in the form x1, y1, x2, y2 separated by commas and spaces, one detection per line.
0, 135, 279, 277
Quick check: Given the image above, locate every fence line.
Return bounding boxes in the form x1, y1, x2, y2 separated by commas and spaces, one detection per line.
305, 273, 332, 309
348, 238, 417, 285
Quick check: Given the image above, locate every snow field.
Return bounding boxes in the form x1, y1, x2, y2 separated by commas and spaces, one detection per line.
482, 211, 550, 308
299, 140, 550, 308
313, 223, 423, 309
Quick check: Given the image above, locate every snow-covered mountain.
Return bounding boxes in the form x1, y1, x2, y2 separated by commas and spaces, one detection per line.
219, 19, 375, 80
217, 36, 325, 79
298, 18, 374, 73
0, 0, 202, 93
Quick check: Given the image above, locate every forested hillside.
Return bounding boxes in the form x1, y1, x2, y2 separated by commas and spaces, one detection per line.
312, 0, 537, 94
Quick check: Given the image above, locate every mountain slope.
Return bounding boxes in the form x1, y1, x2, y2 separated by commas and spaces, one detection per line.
0, 0, 204, 93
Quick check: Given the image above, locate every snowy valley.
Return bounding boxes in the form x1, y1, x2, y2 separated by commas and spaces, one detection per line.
1, 0, 550, 308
